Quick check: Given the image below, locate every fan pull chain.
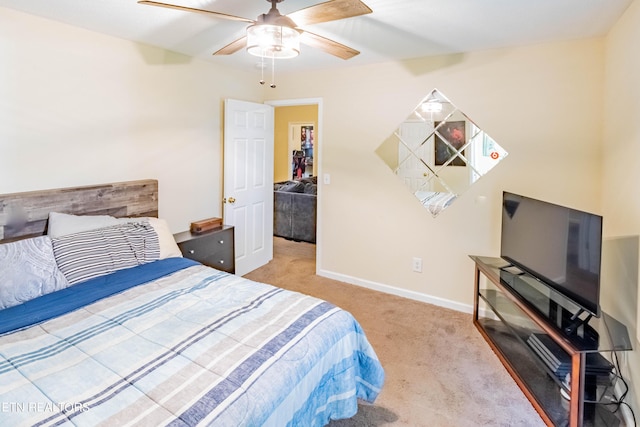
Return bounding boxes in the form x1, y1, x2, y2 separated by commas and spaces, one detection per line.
270, 55, 276, 88
257, 54, 276, 88
259, 54, 265, 85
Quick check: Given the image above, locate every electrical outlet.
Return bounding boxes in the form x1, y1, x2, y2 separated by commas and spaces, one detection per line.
412, 257, 422, 273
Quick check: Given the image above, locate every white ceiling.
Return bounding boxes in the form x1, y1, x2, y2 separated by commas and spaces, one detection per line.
0, 0, 633, 73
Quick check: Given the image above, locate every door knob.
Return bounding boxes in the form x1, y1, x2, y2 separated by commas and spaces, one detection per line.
227, 197, 236, 204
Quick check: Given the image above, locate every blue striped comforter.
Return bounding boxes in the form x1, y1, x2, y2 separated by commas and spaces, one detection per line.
0, 259, 384, 426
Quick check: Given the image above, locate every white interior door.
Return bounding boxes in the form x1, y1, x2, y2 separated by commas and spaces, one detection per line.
223, 99, 274, 276
397, 121, 433, 192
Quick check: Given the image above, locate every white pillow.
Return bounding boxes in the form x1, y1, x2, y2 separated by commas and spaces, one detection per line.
47, 212, 183, 260
47, 212, 121, 238
145, 217, 183, 259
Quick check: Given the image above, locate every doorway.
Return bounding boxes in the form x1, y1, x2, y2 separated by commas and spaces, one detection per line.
267, 98, 322, 274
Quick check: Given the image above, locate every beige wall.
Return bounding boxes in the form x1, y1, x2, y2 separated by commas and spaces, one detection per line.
0, 7, 262, 233
602, 0, 640, 416
273, 105, 318, 182
273, 39, 605, 313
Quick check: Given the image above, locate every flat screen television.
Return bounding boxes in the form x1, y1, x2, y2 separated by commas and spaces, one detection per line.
500, 192, 603, 318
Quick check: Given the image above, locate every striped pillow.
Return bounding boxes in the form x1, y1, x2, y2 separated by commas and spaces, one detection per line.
52, 221, 160, 285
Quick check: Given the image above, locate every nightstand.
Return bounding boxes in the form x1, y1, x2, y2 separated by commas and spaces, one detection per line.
173, 225, 235, 274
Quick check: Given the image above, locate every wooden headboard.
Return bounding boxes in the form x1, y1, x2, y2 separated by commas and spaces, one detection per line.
0, 179, 158, 242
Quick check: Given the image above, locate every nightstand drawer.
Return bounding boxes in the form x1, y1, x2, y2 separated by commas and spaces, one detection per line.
174, 226, 235, 274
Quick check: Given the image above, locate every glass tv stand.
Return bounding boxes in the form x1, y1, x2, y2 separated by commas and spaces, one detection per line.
470, 256, 633, 427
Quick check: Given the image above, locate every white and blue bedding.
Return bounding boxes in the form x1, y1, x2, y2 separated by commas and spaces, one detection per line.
0, 258, 384, 426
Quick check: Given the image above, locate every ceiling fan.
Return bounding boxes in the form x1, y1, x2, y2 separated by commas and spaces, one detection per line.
137, 0, 373, 60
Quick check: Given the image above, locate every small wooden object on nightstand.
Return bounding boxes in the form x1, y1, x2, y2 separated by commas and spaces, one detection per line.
174, 225, 235, 274
190, 217, 222, 234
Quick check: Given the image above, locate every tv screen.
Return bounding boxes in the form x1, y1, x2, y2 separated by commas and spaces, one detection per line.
500, 192, 603, 317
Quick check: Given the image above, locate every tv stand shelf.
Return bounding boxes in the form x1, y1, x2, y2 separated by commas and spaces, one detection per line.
470, 256, 633, 427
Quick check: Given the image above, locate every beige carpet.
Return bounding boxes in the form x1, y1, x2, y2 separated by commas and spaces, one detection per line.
244, 237, 546, 427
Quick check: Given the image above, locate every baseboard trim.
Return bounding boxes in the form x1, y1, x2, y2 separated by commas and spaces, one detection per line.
317, 268, 474, 314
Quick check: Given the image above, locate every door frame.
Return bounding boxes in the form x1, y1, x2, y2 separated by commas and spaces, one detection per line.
266, 97, 323, 274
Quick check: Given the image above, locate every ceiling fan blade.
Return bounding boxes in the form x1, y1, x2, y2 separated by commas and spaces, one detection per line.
213, 36, 247, 56
299, 31, 360, 60
137, 1, 254, 23
288, 0, 372, 27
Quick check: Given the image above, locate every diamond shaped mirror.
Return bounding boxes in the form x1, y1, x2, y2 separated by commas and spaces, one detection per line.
375, 89, 508, 216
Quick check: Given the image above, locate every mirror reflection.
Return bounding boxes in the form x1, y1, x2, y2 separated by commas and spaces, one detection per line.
376, 89, 508, 216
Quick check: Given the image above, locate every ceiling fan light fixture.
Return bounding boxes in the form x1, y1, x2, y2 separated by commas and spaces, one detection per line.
246, 24, 300, 59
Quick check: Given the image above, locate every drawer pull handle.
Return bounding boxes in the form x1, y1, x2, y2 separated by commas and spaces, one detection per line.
219, 240, 224, 244
219, 260, 224, 264
189, 250, 195, 254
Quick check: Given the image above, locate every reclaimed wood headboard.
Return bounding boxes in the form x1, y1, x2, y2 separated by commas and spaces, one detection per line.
0, 179, 158, 242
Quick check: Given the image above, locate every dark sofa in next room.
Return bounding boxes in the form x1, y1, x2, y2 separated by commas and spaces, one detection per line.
273, 177, 317, 243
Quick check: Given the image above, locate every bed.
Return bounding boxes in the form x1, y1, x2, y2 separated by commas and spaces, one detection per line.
0, 180, 384, 426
